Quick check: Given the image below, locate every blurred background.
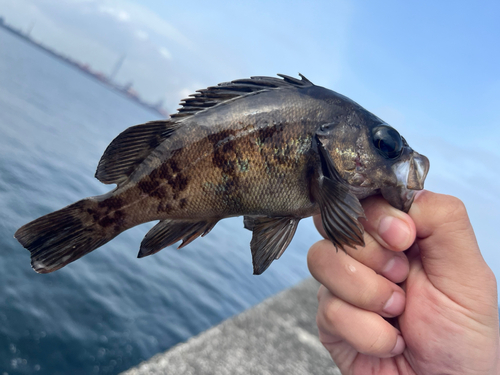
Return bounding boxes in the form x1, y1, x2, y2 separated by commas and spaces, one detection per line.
0, 0, 498, 374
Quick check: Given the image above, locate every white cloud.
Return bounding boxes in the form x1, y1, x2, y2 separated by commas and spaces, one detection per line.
103, 0, 193, 49
97, 5, 130, 22
158, 47, 172, 60
134, 29, 148, 40
178, 86, 200, 101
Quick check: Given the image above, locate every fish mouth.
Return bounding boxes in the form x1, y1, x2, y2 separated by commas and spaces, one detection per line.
381, 151, 430, 212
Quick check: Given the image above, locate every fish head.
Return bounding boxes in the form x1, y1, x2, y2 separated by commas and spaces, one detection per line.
317, 116, 430, 213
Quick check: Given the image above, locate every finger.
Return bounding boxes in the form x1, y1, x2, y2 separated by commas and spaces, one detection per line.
316, 286, 405, 358
410, 191, 480, 266
308, 239, 406, 317
313, 196, 416, 252
360, 195, 416, 252
313, 214, 409, 284
409, 191, 497, 310
313, 214, 327, 239
348, 234, 409, 284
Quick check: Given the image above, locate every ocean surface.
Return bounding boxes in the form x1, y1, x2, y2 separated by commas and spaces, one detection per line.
0, 28, 320, 374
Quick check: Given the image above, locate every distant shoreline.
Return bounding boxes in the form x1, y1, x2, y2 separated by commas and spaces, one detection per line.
0, 18, 168, 118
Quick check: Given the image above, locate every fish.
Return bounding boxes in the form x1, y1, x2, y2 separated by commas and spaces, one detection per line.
14, 74, 429, 275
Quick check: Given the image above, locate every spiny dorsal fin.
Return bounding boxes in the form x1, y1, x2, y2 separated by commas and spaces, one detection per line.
96, 74, 313, 184
95, 120, 179, 185
171, 73, 314, 119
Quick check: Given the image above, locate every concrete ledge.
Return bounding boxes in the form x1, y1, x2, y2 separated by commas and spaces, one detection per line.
122, 278, 340, 375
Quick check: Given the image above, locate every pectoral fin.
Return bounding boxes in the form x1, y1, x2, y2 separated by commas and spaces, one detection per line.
244, 216, 300, 275
138, 219, 218, 258
312, 135, 365, 250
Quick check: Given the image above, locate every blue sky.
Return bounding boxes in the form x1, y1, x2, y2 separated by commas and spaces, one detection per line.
1, 1, 498, 146
1, 0, 499, 278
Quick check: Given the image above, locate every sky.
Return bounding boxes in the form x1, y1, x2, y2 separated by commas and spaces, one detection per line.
1, 0, 499, 275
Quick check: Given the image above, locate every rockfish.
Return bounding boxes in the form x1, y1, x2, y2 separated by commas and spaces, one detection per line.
15, 74, 429, 275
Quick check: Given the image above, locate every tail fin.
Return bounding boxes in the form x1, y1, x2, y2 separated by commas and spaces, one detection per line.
15, 199, 117, 273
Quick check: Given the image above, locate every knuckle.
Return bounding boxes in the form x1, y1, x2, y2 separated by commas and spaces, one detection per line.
357, 279, 380, 308
483, 267, 497, 291
360, 327, 392, 355
307, 242, 322, 266
316, 285, 325, 303
307, 240, 332, 276
436, 195, 468, 224
321, 296, 343, 328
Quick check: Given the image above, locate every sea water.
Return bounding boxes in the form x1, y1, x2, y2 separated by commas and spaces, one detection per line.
0, 28, 318, 374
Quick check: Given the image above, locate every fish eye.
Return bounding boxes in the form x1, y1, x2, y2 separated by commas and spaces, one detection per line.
372, 126, 403, 159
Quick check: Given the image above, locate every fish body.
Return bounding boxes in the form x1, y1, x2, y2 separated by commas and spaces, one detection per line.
15, 74, 429, 274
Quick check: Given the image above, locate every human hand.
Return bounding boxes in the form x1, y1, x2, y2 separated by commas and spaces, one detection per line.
308, 191, 499, 374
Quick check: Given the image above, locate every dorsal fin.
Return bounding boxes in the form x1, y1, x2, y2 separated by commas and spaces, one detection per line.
171, 73, 314, 119
95, 74, 313, 185
95, 120, 179, 185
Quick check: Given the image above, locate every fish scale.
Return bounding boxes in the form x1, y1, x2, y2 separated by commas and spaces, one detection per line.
15, 74, 429, 275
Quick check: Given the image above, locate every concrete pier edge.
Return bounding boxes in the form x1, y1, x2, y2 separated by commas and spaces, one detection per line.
122, 278, 341, 374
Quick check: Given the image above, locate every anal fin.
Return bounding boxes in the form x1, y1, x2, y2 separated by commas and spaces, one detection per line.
138, 219, 218, 258
244, 216, 300, 275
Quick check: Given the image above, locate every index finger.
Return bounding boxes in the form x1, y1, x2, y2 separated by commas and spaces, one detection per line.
312, 196, 414, 282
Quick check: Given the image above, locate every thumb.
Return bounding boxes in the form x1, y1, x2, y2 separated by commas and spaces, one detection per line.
408, 190, 497, 310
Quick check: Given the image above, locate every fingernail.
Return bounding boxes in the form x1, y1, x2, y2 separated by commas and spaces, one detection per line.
390, 335, 405, 356
379, 216, 411, 249
383, 291, 405, 316
382, 254, 408, 283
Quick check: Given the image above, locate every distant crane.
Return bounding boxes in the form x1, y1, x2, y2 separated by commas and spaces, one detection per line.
109, 54, 126, 82
26, 20, 35, 37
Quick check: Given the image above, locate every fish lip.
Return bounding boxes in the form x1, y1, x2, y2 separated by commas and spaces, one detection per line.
381, 185, 416, 213
382, 151, 430, 212
406, 152, 430, 190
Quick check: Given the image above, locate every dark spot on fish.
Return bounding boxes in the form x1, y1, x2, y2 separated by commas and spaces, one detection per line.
86, 208, 101, 221
179, 198, 187, 209
98, 197, 123, 211
222, 140, 235, 153
97, 209, 125, 228
157, 163, 169, 179
114, 210, 125, 224
168, 159, 181, 174
212, 149, 237, 176
98, 216, 114, 228
150, 186, 168, 199
255, 122, 284, 144
138, 179, 160, 195
157, 202, 172, 213
149, 167, 160, 181
207, 129, 237, 148
171, 174, 189, 193
148, 157, 190, 196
